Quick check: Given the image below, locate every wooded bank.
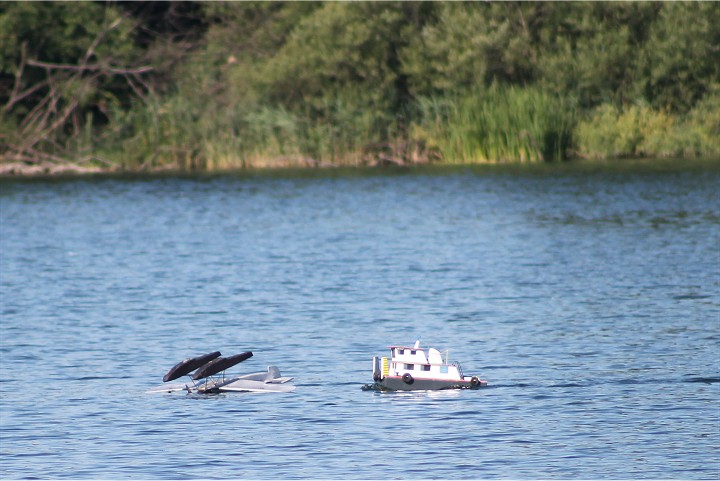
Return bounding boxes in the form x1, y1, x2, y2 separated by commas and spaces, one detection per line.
1, 1, 719, 175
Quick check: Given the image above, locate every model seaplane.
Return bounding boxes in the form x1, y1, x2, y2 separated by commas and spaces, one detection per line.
147, 350, 295, 394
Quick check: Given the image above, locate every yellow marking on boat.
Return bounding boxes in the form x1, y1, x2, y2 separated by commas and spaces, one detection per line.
381, 357, 389, 377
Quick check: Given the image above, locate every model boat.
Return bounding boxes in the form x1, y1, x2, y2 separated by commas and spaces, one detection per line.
366, 341, 487, 391
147, 350, 295, 394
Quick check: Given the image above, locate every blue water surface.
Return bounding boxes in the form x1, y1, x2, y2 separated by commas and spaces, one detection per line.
1, 164, 719, 479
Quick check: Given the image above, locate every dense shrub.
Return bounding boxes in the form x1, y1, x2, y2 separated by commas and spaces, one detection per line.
576, 86, 720, 159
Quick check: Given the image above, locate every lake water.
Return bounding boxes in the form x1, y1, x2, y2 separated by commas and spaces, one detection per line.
1, 162, 719, 479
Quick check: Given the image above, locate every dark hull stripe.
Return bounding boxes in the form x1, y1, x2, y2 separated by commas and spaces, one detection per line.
377, 376, 486, 391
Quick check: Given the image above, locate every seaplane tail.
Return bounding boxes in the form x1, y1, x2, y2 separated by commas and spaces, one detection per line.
265, 365, 294, 384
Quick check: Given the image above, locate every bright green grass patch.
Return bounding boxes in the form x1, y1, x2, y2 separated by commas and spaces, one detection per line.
413, 85, 577, 163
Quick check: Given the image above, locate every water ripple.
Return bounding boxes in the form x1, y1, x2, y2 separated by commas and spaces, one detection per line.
1, 169, 719, 479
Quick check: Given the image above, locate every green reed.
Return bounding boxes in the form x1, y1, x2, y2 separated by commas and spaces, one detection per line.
107, 94, 392, 170
414, 85, 577, 163
101, 83, 720, 171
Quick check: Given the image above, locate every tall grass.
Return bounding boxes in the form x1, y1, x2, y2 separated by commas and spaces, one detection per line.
104, 95, 391, 170
101, 95, 205, 170
413, 85, 577, 163
99, 84, 717, 171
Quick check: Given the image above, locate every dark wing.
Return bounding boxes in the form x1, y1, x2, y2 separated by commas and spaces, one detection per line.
163, 351, 222, 382
192, 352, 253, 380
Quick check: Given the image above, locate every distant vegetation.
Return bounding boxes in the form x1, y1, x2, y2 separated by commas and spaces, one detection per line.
1, 1, 719, 174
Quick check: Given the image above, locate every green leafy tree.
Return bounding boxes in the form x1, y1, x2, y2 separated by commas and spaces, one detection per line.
257, 3, 430, 121
636, 2, 720, 113
2, 1, 718, 170
536, 2, 660, 109
402, 2, 538, 98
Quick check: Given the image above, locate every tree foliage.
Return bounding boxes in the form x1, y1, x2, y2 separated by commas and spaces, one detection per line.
1, 1, 718, 171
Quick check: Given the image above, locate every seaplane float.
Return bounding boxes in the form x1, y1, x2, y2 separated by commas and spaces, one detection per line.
365, 340, 488, 391
147, 350, 295, 394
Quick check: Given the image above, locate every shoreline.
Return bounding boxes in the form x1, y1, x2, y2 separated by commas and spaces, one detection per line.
2, 157, 720, 181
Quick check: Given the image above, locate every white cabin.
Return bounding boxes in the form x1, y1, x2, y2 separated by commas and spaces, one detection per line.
374, 340, 465, 381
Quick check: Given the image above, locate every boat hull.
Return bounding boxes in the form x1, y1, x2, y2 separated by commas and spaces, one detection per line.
367, 375, 487, 391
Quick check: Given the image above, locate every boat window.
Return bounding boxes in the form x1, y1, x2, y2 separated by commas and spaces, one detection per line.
398, 349, 404, 354
410, 350, 416, 355
404, 364, 414, 370
422, 365, 431, 371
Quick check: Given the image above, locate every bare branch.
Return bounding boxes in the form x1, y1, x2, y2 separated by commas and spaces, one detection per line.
4, 143, 67, 164
26, 59, 154, 75
3, 78, 51, 114
4, 42, 27, 113
123, 73, 151, 105
19, 86, 55, 130
5, 11, 155, 167
83, 17, 123, 65
79, 155, 118, 167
